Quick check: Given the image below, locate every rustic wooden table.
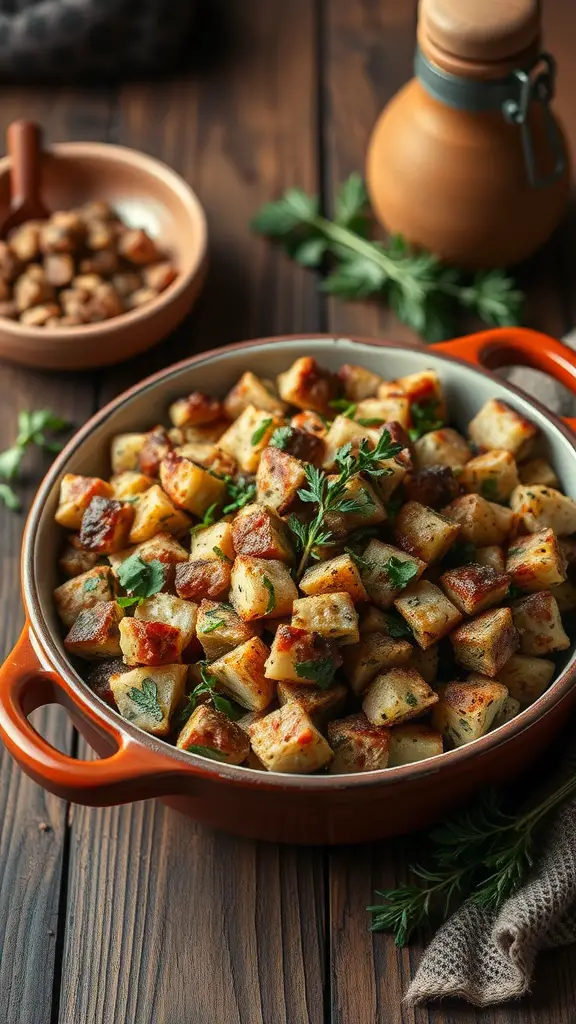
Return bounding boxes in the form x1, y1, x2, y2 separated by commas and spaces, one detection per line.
2, 2, 576, 1022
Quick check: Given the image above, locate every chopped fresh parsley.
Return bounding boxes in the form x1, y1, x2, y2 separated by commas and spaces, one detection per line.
116, 554, 165, 607
128, 677, 164, 722
213, 546, 233, 564
507, 584, 523, 600
405, 691, 418, 708
83, 576, 101, 593
269, 426, 294, 450
329, 398, 357, 420
480, 478, 499, 500
263, 576, 276, 614
383, 556, 420, 589
186, 745, 229, 762
295, 657, 336, 689
222, 475, 257, 515
190, 502, 219, 535
200, 614, 225, 633
251, 418, 273, 446
180, 663, 242, 724
383, 612, 413, 638
356, 417, 385, 427
408, 401, 444, 442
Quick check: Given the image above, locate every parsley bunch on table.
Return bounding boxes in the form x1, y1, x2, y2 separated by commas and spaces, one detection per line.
252, 174, 523, 342
0, 408, 70, 511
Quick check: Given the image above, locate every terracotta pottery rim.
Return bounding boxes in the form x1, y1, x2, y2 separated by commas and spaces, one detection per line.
0, 141, 208, 342
20, 332, 576, 792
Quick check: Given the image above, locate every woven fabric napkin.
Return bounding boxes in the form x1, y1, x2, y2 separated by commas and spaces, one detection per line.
405, 746, 576, 1006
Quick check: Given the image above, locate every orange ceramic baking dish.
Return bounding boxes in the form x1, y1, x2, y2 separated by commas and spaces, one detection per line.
1, 327, 576, 845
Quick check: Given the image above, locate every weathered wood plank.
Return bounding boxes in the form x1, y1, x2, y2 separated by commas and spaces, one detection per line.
0, 90, 113, 1024
59, 4, 326, 1023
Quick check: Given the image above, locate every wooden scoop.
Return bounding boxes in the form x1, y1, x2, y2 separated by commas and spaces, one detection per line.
0, 120, 49, 238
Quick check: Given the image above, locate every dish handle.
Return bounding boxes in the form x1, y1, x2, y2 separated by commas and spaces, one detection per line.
431, 326, 576, 432
0, 625, 193, 805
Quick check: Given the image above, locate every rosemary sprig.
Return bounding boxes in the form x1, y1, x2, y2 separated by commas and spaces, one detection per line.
369, 776, 576, 945
289, 431, 402, 578
252, 175, 523, 342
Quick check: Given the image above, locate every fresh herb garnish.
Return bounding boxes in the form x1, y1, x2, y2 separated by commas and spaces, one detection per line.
252, 174, 523, 342
408, 401, 444, 442
344, 547, 373, 572
368, 778, 576, 946
83, 577, 101, 593
356, 417, 385, 427
405, 691, 418, 707
116, 554, 165, 607
213, 546, 233, 564
127, 677, 164, 722
190, 502, 219, 535
200, 615, 225, 634
442, 541, 476, 568
186, 745, 228, 762
263, 576, 276, 613
507, 584, 523, 600
180, 664, 241, 724
481, 478, 499, 500
383, 556, 420, 589
288, 431, 402, 578
383, 612, 413, 638
222, 475, 257, 515
0, 408, 70, 511
295, 657, 336, 689
269, 426, 294, 450
251, 418, 273, 446
385, 496, 403, 521
329, 398, 357, 419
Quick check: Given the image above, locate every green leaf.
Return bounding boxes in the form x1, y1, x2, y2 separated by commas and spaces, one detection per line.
213, 546, 233, 564
0, 446, 23, 481
200, 616, 225, 633
83, 577, 101, 593
405, 691, 418, 708
329, 398, 357, 419
383, 613, 413, 639
251, 418, 273, 446
0, 483, 20, 511
117, 554, 165, 600
334, 172, 369, 227
263, 576, 276, 614
466, 270, 524, 327
356, 417, 384, 427
117, 595, 144, 608
251, 189, 318, 237
269, 426, 294, 450
384, 556, 420, 590
480, 478, 499, 500
222, 475, 256, 515
185, 745, 229, 762
407, 401, 444, 442
295, 657, 335, 689
212, 692, 242, 719
293, 237, 327, 267
128, 678, 164, 722
321, 257, 387, 299
190, 502, 219, 535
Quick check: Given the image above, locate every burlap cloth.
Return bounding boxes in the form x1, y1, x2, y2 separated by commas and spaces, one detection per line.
405, 747, 576, 1006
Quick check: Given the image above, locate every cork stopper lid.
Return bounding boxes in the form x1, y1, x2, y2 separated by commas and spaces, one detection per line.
418, 0, 541, 78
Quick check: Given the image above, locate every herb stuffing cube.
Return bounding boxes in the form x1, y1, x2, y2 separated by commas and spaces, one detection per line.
432, 678, 508, 747
505, 528, 567, 592
264, 625, 342, 685
64, 601, 124, 660
248, 702, 334, 773
362, 667, 438, 727
210, 636, 275, 711
230, 555, 298, 620
110, 665, 187, 736
387, 723, 443, 766
358, 540, 426, 610
342, 632, 413, 696
394, 580, 462, 649
291, 592, 359, 645
196, 600, 262, 660
277, 680, 347, 729
54, 566, 116, 628
450, 607, 519, 677
328, 713, 390, 773
176, 704, 250, 764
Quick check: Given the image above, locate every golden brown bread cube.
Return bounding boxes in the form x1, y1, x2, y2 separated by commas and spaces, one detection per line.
496, 654, 555, 706
248, 703, 333, 773
108, 532, 189, 579
54, 566, 116, 628
43, 252, 75, 287
491, 695, 521, 728
506, 528, 567, 592
231, 503, 294, 563
362, 667, 438, 727
112, 272, 142, 298
328, 713, 390, 774
322, 415, 380, 471
55, 474, 114, 530
159, 452, 227, 517
510, 485, 576, 536
511, 591, 570, 655
168, 391, 223, 429
439, 563, 511, 615
459, 449, 519, 502
141, 261, 178, 292
110, 471, 154, 501
355, 394, 410, 429
40, 216, 83, 255
394, 580, 462, 649
277, 356, 339, 414
230, 555, 297, 620
128, 485, 190, 544
476, 545, 506, 572
118, 228, 160, 264
264, 625, 342, 684
300, 553, 368, 604
277, 680, 347, 728
79, 249, 119, 277
176, 705, 249, 764
432, 678, 508, 747
79, 496, 134, 554
196, 600, 262, 660
255, 447, 307, 515
210, 636, 275, 711
395, 501, 460, 563
190, 520, 235, 563
519, 458, 559, 488
442, 493, 516, 546
63, 601, 124, 659
468, 399, 537, 458
324, 475, 386, 537
85, 219, 116, 251
218, 405, 284, 474
110, 664, 186, 736
119, 617, 184, 666
396, 369, 446, 416
9, 221, 43, 261
414, 428, 472, 470
291, 592, 360, 645
338, 363, 383, 402
80, 200, 116, 222
175, 441, 236, 479
19, 303, 61, 326
82, 282, 124, 322
387, 723, 443, 766
342, 632, 413, 696
175, 557, 231, 602
134, 593, 197, 649
224, 371, 288, 419
359, 540, 426, 609
59, 536, 101, 578
14, 269, 54, 312
450, 607, 519, 676
137, 426, 173, 477
125, 287, 158, 309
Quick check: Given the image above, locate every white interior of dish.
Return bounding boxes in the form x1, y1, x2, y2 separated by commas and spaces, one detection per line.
28, 336, 576, 768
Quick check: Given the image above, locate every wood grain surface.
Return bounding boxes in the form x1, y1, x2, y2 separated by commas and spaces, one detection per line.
0, 2, 575, 1022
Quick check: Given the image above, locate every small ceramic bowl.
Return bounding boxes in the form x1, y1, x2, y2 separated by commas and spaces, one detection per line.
0, 142, 208, 371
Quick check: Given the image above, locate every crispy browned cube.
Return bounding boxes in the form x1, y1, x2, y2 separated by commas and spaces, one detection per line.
277, 680, 347, 728
510, 485, 576, 536
55, 473, 114, 530
119, 617, 183, 666
277, 356, 339, 414
160, 452, 227, 516
196, 600, 262, 660
79, 249, 119, 277
79, 497, 134, 554
176, 705, 249, 764
54, 566, 116, 628
395, 501, 460, 563
125, 287, 158, 310
224, 371, 287, 419
468, 399, 537, 457
459, 449, 519, 502
112, 272, 142, 298
290, 409, 327, 438
432, 678, 509, 747
450, 607, 519, 676
118, 228, 159, 264
218, 405, 285, 473
210, 636, 275, 711
439, 563, 511, 615
322, 415, 381, 471
110, 471, 154, 501
404, 466, 460, 509
362, 667, 438, 727
169, 391, 223, 429
291, 592, 359, 645
360, 540, 426, 609
20, 303, 61, 327
442, 493, 516, 546
64, 601, 124, 659
9, 221, 42, 261
230, 556, 297, 620
476, 545, 506, 573
108, 533, 189, 581
272, 425, 326, 467
414, 428, 471, 470
496, 654, 555, 706
134, 593, 197, 648
231, 503, 294, 562
342, 632, 413, 696
397, 369, 446, 416
300, 553, 368, 604
255, 447, 307, 515
324, 476, 386, 536
138, 425, 173, 477
506, 528, 567, 592
59, 536, 101, 578
511, 591, 570, 655
338, 363, 383, 402
387, 723, 443, 766
141, 261, 177, 292
85, 657, 125, 707
175, 558, 231, 601
129, 485, 191, 544
110, 664, 186, 736
394, 580, 462, 649
519, 458, 559, 488
328, 713, 390, 774
248, 703, 333, 773
264, 625, 342, 683
44, 252, 75, 287
363, 390, 410, 428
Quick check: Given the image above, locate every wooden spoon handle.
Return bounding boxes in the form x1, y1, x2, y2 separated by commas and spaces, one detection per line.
7, 120, 43, 209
